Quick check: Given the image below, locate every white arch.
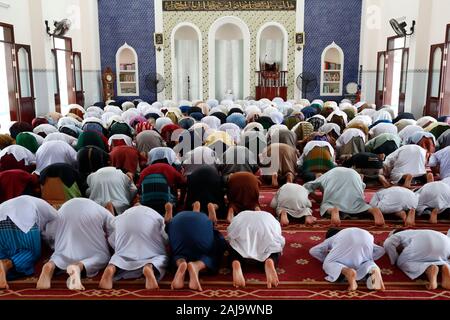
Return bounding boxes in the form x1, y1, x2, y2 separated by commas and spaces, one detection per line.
115, 43, 139, 96
320, 42, 344, 96
256, 22, 289, 71
208, 16, 250, 100
170, 22, 203, 102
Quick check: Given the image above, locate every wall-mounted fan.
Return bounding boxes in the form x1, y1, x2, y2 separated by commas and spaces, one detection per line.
45, 19, 71, 37
145, 73, 166, 94
390, 17, 416, 37
296, 72, 318, 100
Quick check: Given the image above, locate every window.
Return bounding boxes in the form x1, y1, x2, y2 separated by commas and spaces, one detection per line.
320, 42, 344, 96
116, 43, 139, 96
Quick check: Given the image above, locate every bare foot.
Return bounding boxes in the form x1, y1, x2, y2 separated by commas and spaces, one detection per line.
405, 209, 416, 227
329, 208, 341, 227
342, 268, 358, 291
171, 261, 187, 290
164, 202, 173, 224
227, 207, 234, 224
67, 264, 85, 291
368, 267, 385, 291
36, 261, 56, 290
395, 211, 407, 224
426, 265, 439, 290
402, 174, 413, 189
0, 260, 12, 290
286, 173, 295, 184
271, 173, 279, 188
280, 210, 289, 227
99, 264, 116, 290
441, 264, 450, 290
379, 175, 391, 188
187, 262, 204, 292
105, 202, 115, 215
207, 203, 218, 225
232, 260, 246, 288
305, 215, 317, 226
264, 258, 279, 289
429, 208, 439, 224
192, 201, 201, 213
426, 172, 434, 183
369, 208, 385, 226
143, 264, 159, 290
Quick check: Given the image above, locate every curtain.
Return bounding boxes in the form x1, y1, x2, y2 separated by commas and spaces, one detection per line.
215, 39, 244, 101
260, 39, 283, 67
175, 39, 200, 101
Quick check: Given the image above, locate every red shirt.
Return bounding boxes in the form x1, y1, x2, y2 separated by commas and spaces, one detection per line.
110, 145, 145, 174
0, 169, 38, 203
138, 163, 186, 189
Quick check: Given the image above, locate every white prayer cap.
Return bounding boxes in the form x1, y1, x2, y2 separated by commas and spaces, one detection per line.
220, 99, 234, 107
207, 99, 219, 109
272, 97, 285, 107
190, 122, 210, 132
245, 105, 261, 115
108, 134, 132, 147
144, 108, 164, 118
416, 116, 437, 128
324, 101, 338, 109
244, 122, 264, 132
201, 116, 221, 130
319, 123, 341, 136
106, 99, 116, 105
86, 106, 104, 115
178, 100, 192, 107
84, 111, 102, 120
106, 115, 124, 129
122, 108, 141, 125
259, 98, 271, 105
68, 104, 85, 114
267, 124, 289, 137
155, 117, 173, 132
298, 99, 310, 107
372, 110, 392, 123
228, 104, 243, 112
122, 101, 135, 111
341, 99, 352, 104
104, 105, 123, 115
82, 117, 104, 127
270, 111, 284, 125
311, 99, 324, 107
359, 108, 377, 117
209, 106, 225, 115
339, 102, 353, 110
327, 110, 348, 124
263, 106, 278, 116
57, 116, 82, 129
349, 115, 372, 127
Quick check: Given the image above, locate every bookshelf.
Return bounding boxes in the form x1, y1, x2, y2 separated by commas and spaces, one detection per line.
320, 42, 344, 96
116, 43, 139, 96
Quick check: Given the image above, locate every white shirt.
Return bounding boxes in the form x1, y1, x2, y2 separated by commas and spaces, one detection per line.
383, 145, 427, 183
429, 146, 450, 179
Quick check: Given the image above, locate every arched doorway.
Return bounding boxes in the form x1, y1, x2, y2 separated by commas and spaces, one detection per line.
209, 17, 250, 101
171, 23, 202, 102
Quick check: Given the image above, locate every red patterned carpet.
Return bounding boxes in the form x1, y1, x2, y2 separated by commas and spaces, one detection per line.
1, 187, 450, 300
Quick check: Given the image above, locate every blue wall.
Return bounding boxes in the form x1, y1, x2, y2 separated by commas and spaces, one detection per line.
303, 0, 362, 101
98, 0, 156, 102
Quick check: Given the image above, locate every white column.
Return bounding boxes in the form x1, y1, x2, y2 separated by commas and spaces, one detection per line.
294, 0, 305, 100
154, 0, 165, 101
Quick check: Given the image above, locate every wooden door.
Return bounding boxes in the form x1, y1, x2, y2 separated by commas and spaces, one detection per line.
73, 52, 84, 107
15, 44, 35, 123
440, 25, 450, 116
375, 51, 386, 109
426, 44, 444, 117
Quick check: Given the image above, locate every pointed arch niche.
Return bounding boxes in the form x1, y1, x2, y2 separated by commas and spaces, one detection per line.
320, 42, 344, 96
171, 22, 202, 102
208, 16, 250, 101
116, 43, 139, 96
